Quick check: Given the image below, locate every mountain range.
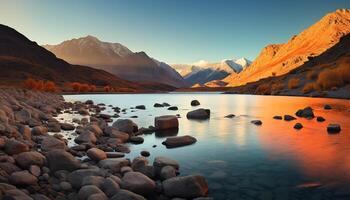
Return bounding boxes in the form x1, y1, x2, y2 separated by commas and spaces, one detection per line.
172, 58, 251, 86
43, 36, 187, 88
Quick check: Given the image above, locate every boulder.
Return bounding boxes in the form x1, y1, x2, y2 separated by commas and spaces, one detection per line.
15, 151, 45, 169
154, 103, 164, 108
60, 123, 76, 131
153, 156, 179, 175
284, 115, 296, 121
31, 126, 48, 135
68, 169, 104, 188
75, 131, 97, 144
327, 124, 341, 133
295, 107, 314, 118
87, 148, 107, 162
160, 166, 176, 180
29, 165, 41, 177
101, 177, 120, 197
191, 100, 200, 106
294, 123, 303, 130
78, 185, 105, 200
88, 193, 108, 200
135, 105, 146, 110
110, 189, 146, 200
46, 150, 80, 172
0, 162, 21, 174
82, 176, 105, 187
162, 175, 208, 198
98, 158, 130, 173
129, 136, 144, 144
4, 139, 29, 155
186, 109, 210, 120
86, 124, 103, 137
9, 170, 37, 185
251, 120, 262, 126
78, 108, 89, 115
120, 172, 156, 196
85, 100, 94, 105
162, 135, 197, 148
60, 181, 72, 191
112, 119, 138, 134
324, 104, 332, 110
41, 136, 67, 151
155, 115, 179, 130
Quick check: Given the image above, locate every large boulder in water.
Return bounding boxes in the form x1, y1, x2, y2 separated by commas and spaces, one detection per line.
186, 109, 210, 120
162, 135, 197, 148
120, 172, 156, 196
154, 115, 179, 130
162, 175, 208, 198
112, 119, 138, 134
191, 100, 200, 106
295, 107, 314, 118
153, 156, 179, 175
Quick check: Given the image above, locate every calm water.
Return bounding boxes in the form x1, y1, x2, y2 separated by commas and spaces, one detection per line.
63, 93, 350, 200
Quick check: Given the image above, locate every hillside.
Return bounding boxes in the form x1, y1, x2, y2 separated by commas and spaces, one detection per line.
224, 9, 350, 87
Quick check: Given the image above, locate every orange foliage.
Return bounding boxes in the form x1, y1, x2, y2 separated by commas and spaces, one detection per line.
24, 78, 57, 92
67, 82, 97, 92
302, 82, 316, 94
255, 83, 271, 95
271, 82, 284, 92
288, 78, 300, 89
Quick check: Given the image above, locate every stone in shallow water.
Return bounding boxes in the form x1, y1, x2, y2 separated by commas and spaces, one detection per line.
324, 104, 332, 110
162, 135, 197, 148
87, 148, 107, 161
294, 123, 303, 130
187, 109, 210, 120
317, 116, 325, 122
273, 115, 282, 120
191, 100, 200, 106
155, 115, 179, 130
168, 106, 178, 111
251, 120, 262, 126
284, 115, 296, 121
225, 114, 235, 118
162, 175, 208, 198
120, 172, 156, 196
295, 107, 314, 118
327, 124, 341, 133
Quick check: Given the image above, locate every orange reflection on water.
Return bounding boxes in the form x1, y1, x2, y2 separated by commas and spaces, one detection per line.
255, 96, 350, 184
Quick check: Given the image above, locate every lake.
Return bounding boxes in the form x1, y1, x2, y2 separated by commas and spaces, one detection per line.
63, 93, 350, 200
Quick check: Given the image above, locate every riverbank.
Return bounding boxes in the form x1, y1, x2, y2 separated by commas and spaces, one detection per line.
0, 88, 211, 200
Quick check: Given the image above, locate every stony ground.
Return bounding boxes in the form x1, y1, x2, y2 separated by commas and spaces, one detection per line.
0, 88, 211, 200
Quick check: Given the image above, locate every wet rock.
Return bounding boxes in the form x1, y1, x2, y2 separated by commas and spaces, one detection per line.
75, 131, 97, 144
46, 150, 80, 172
18, 125, 32, 140
191, 100, 200, 106
140, 151, 150, 157
327, 124, 341, 133
324, 104, 332, 110
294, 123, 303, 130
0, 162, 21, 174
251, 120, 262, 126
87, 148, 107, 162
98, 114, 111, 120
60, 181, 72, 191
135, 105, 146, 110
4, 139, 29, 155
98, 158, 130, 173
68, 169, 104, 188
9, 170, 38, 185
48, 122, 61, 132
225, 114, 235, 118
162, 135, 197, 148
153, 156, 179, 175
82, 176, 105, 187
78, 185, 105, 200
41, 136, 67, 151
60, 123, 75, 131
160, 166, 176, 180
317, 116, 325, 122
106, 152, 125, 158
130, 136, 144, 144
121, 172, 156, 196
273, 116, 282, 120
88, 193, 108, 200
187, 109, 210, 120
31, 126, 48, 135
112, 119, 138, 134
86, 124, 103, 137
79, 108, 89, 116
155, 115, 179, 130
85, 100, 94, 105
15, 151, 45, 169
115, 145, 131, 153
154, 103, 164, 108
162, 175, 208, 198
100, 177, 120, 197
110, 189, 146, 200
168, 106, 178, 111
284, 115, 296, 121
162, 102, 170, 107
295, 107, 314, 118
104, 127, 129, 143
29, 165, 41, 177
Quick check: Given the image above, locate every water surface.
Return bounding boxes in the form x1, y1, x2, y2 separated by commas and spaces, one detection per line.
63, 93, 350, 200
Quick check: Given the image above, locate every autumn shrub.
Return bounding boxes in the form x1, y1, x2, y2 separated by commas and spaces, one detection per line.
306, 71, 318, 80
302, 82, 316, 94
104, 85, 113, 92
24, 78, 57, 92
288, 78, 300, 89
316, 69, 343, 90
24, 78, 38, 90
255, 83, 271, 95
89, 85, 96, 92
43, 81, 57, 92
271, 82, 284, 92
337, 62, 350, 84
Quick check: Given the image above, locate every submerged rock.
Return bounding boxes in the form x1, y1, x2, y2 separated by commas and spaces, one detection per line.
155, 115, 179, 130
284, 115, 296, 121
162, 175, 208, 198
168, 106, 178, 111
225, 114, 235, 118
327, 124, 341, 133
187, 109, 210, 120
162, 135, 197, 148
251, 120, 262, 126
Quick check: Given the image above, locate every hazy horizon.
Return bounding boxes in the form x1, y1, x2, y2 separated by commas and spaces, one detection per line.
1, 0, 349, 64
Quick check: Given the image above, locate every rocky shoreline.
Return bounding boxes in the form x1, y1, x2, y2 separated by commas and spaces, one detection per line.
0, 88, 211, 200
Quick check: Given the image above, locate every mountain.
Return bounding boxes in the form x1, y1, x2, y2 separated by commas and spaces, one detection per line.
43, 36, 187, 88
0, 24, 143, 90
172, 58, 251, 86
222, 9, 350, 87
228, 32, 350, 99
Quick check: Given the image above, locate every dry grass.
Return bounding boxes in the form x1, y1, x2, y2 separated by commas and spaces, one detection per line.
302, 82, 316, 94
255, 83, 271, 95
288, 78, 300, 89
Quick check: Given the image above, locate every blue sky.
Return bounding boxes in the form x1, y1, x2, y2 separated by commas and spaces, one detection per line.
0, 0, 349, 63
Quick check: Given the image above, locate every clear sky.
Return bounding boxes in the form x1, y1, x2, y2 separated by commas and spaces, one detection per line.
0, 0, 349, 63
